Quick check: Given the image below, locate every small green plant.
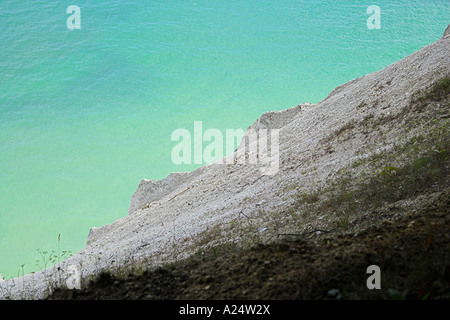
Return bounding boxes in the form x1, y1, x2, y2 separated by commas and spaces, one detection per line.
337, 210, 351, 230
35, 249, 55, 271
34, 234, 72, 271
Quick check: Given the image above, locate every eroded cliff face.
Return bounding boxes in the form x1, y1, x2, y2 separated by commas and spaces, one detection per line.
2, 26, 449, 300
123, 102, 315, 220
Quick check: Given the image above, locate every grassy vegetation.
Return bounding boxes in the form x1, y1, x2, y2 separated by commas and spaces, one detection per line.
414, 76, 450, 103
317, 120, 448, 217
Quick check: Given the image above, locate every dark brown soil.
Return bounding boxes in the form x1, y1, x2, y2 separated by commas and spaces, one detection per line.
49, 187, 450, 300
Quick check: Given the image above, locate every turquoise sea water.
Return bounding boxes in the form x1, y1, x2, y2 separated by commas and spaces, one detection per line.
0, 0, 449, 278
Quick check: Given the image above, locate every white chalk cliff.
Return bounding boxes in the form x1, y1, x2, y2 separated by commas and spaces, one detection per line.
2, 26, 449, 299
